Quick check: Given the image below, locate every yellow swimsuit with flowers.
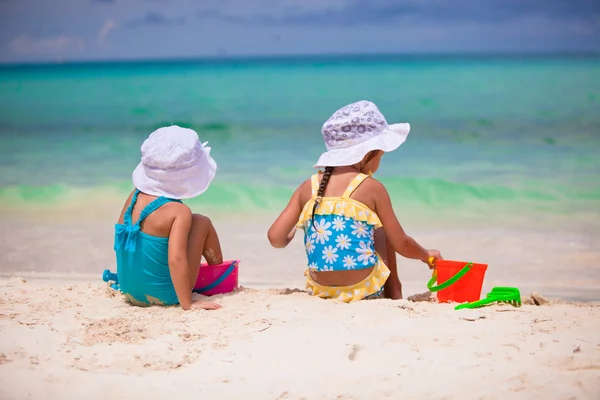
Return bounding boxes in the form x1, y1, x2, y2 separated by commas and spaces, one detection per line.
296, 173, 391, 303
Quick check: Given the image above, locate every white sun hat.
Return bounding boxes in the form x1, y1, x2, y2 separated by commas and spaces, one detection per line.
132, 125, 217, 199
314, 100, 410, 168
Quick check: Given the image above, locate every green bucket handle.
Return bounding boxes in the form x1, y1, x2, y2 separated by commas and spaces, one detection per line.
427, 262, 473, 292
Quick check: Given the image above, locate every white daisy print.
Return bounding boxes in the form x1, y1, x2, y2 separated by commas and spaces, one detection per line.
343, 255, 357, 269
311, 219, 332, 244
322, 245, 339, 264
332, 216, 346, 231
356, 241, 376, 265
321, 265, 333, 271
335, 234, 352, 250
308, 262, 319, 270
305, 237, 315, 254
351, 221, 369, 239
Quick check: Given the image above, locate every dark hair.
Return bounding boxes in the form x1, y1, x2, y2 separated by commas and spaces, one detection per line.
311, 166, 334, 228
361, 150, 380, 171
309, 150, 380, 228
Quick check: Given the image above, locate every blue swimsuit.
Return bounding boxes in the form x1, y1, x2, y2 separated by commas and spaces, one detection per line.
114, 189, 182, 306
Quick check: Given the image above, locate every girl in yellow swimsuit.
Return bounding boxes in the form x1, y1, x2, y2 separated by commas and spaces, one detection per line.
268, 100, 443, 302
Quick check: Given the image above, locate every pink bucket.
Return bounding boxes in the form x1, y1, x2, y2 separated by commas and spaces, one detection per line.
193, 260, 239, 296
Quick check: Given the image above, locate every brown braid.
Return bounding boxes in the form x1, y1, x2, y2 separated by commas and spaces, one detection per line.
311, 166, 334, 229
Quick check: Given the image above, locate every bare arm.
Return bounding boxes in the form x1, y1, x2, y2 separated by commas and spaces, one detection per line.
267, 180, 309, 248
168, 207, 193, 310
372, 180, 440, 264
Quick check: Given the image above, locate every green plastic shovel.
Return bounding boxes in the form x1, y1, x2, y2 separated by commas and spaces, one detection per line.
454, 287, 522, 310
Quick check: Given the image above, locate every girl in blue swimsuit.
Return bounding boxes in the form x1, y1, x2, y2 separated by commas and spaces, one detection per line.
268, 101, 443, 302
114, 126, 224, 310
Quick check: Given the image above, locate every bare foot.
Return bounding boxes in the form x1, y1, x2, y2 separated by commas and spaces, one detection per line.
191, 300, 222, 310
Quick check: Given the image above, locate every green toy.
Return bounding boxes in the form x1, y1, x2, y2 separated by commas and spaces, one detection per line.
454, 287, 522, 310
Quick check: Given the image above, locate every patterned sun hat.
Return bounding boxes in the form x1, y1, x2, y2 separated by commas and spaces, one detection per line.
314, 100, 410, 168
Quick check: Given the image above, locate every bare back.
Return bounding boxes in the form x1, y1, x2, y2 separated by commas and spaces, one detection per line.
117, 190, 188, 238
298, 170, 379, 212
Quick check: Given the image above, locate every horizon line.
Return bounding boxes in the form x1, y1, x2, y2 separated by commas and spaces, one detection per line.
2, 49, 599, 68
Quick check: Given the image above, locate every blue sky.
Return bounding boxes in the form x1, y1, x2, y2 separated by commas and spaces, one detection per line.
1, 0, 599, 63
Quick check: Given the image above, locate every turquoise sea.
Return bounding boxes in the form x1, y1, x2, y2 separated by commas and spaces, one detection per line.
1, 55, 599, 228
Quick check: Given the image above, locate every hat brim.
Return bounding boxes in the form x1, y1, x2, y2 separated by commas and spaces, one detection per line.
132, 152, 217, 200
313, 123, 410, 169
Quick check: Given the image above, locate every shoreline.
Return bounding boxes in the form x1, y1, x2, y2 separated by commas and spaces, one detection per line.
2, 213, 599, 303
2, 204, 600, 241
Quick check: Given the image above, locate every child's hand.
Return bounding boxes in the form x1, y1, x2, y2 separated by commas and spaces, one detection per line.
423, 250, 443, 269
190, 300, 222, 310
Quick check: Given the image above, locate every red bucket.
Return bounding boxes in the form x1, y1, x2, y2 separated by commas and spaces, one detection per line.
428, 260, 488, 303
193, 260, 239, 296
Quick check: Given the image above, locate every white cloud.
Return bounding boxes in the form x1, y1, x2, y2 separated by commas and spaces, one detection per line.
97, 19, 117, 44
8, 35, 84, 54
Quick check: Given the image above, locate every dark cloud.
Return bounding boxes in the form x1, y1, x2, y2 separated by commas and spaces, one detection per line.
126, 11, 185, 27
197, 0, 600, 26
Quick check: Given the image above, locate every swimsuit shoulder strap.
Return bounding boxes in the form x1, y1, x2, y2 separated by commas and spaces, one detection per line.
341, 173, 369, 199
123, 189, 141, 226
114, 192, 181, 253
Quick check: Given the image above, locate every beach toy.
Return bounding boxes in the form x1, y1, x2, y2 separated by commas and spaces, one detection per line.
193, 260, 239, 296
427, 259, 488, 303
102, 269, 118, 284
102, 269, 120, 291
454, 287, 522, 310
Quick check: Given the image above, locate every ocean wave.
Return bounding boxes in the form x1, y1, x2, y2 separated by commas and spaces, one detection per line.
1, 177, 597, 215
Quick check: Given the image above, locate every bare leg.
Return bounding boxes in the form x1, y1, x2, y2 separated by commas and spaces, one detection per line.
374, 228, 402, 300
186, 214, 224, 289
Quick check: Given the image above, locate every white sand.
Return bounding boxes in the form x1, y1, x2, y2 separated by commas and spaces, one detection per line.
1, 278, 599, 400
1, 208, 600, 398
